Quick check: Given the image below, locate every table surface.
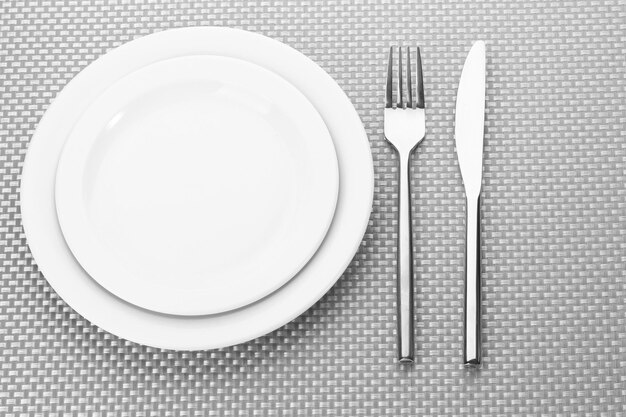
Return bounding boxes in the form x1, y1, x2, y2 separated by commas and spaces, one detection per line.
1, 1, 625, 416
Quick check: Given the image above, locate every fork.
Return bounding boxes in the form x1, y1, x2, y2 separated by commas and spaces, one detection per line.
384, 46, 426, 363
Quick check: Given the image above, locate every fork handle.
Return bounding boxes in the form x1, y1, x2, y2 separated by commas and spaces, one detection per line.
464, 194, 482, 367
397, 152, 415, 363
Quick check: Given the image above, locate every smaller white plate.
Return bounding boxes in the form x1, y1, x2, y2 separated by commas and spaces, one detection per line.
54, 55, 338, 316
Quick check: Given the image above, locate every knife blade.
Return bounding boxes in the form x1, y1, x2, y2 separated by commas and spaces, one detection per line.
454, 41, 486, 368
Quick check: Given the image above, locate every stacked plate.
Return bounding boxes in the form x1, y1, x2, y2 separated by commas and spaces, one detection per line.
20, 27, 373, 350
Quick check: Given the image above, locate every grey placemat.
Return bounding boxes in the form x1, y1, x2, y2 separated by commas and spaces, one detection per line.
1, 0, 625, 416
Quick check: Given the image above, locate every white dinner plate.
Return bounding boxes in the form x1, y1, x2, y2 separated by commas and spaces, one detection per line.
21, 27, 373, 350
54, 55, 338, 316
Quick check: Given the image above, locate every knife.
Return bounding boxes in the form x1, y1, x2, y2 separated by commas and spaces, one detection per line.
454, 41, 486, 368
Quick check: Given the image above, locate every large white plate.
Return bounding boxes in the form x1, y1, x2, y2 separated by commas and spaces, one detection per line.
20, 27, 373, 350
54, 55, 338, 316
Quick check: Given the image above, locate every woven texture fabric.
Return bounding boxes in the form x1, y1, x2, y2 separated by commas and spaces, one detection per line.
1, 1, 625, 415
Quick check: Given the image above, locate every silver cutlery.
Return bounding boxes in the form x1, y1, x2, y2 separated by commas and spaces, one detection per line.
384, 46, 426, 363
454, 41, 486, 368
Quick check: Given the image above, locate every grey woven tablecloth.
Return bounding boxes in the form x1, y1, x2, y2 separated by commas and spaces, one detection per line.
1, 1, 625, 416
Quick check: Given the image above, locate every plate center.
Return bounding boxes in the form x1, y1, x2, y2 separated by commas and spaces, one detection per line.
82, 82, 298, 289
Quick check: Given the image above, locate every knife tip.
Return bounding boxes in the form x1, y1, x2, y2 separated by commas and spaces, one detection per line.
472, 40, 486, 54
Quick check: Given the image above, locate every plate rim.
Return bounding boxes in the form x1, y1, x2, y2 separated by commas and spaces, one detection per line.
20, 26, 373, 350
53, 53, 340, 316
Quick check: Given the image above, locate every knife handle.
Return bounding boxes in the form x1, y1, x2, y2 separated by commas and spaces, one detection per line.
397, 153, 415, 363
464, 194, 482, 368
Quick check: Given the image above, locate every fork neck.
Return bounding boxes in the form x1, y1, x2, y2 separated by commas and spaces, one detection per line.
396, 146, 416, 163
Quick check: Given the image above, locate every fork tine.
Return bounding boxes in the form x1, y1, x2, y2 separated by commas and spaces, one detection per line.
386, 47, 393, 108
397, 46, 403, 108
415, 46, 425, 109
406, 47, 413, 108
